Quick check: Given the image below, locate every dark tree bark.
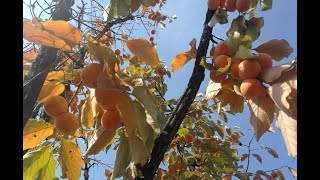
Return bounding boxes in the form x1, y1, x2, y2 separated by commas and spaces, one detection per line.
138, 9, 216, 180
23, 0, 75, 128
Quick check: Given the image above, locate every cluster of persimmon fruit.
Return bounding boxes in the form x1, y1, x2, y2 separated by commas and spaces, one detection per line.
208, 0, 252, 13
210, 41, 272, 99
43, 95, 79, 135
42, 62, 123, 136
80, 63, 123, 130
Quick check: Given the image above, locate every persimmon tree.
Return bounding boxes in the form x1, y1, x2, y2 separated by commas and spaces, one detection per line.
23, 0, 297, 179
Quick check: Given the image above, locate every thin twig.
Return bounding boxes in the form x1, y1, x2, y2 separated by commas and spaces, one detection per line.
68, 81, 83, 107
245, 133, 255, 172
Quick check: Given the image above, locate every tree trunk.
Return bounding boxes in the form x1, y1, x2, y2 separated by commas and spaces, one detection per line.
138, 9, 216, 180
23, 0, 75, 128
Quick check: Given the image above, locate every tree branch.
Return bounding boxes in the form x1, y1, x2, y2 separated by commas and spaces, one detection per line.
137, 9, 216, 180
23, 5, 134, 129
23, 0, 75, 128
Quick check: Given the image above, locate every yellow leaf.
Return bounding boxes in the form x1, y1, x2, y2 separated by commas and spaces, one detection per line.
23, 119, 54, 150
59, 138, 84, 180
81, 94, 95, 128
125, 38, 160, 68
84, 35, 118, 72
89, 89, 100, 119
85, 127, 117, 155
116, 93, 138, 137
23, 19, 82, 51
216, 57, 231, 75
37, 81, 65, 103
46, 71, 64, 81
171, 38, 197, 73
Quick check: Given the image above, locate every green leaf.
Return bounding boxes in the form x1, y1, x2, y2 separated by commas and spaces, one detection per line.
35, 150, 55, 180
260, 0, 272, 11
234, 45, 254, 59
23, 119, 54, 150
133, 86, 163, 129
23, 145, 52, 180
252, 154, 262, 163
277, 169, 286, 180
85, 127, 117, 155
132, 100, 155, 154
288, 167, 297, 178
111, 132, 132, 179
226, 16, 247, 37
138, 0, 154, 7
245, 17, 264, 41
216, 8, 228, 24
117, 0, 131, 16
129, 134, 149, 166
261, 144, 278, 158
105, 143, 112, 155
59, 138, 83, 180
234, 172, 251, 180
177, 128, 190, 136
105, 0, 131, 22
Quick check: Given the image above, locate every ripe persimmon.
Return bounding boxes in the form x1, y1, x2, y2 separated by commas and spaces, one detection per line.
238, 60, 261, 79
95, 88, 121, 107
176, 155, 182, 161
54, 112, 79, 135
215, 41, 231, 56
100, 105, 117, 111
210, 70, 227, 83
44, 95, 68, 117
114, 49, 121, 56
208, 0, 220, 10
271, 171, 278, 178
236, 0, 251, 13
101, 110, 122, 130
222, 174, 232, 180
220, 0, 226, 8
80, 63, 103, 88
257, 53, 273, 70
230, 58, 242, 80
225, 0, 237, 12
185, 133, 194, 143
240, 78, 264, 99
214, 55, 230, 68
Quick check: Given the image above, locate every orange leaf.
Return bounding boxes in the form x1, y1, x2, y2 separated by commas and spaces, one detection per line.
125, 38, 160, 68
229, 93, 244, 113
23, 19, 82, 51
171, 38, 197, 73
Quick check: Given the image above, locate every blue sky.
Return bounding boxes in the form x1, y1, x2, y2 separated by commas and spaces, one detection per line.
23, 0, 297, 179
